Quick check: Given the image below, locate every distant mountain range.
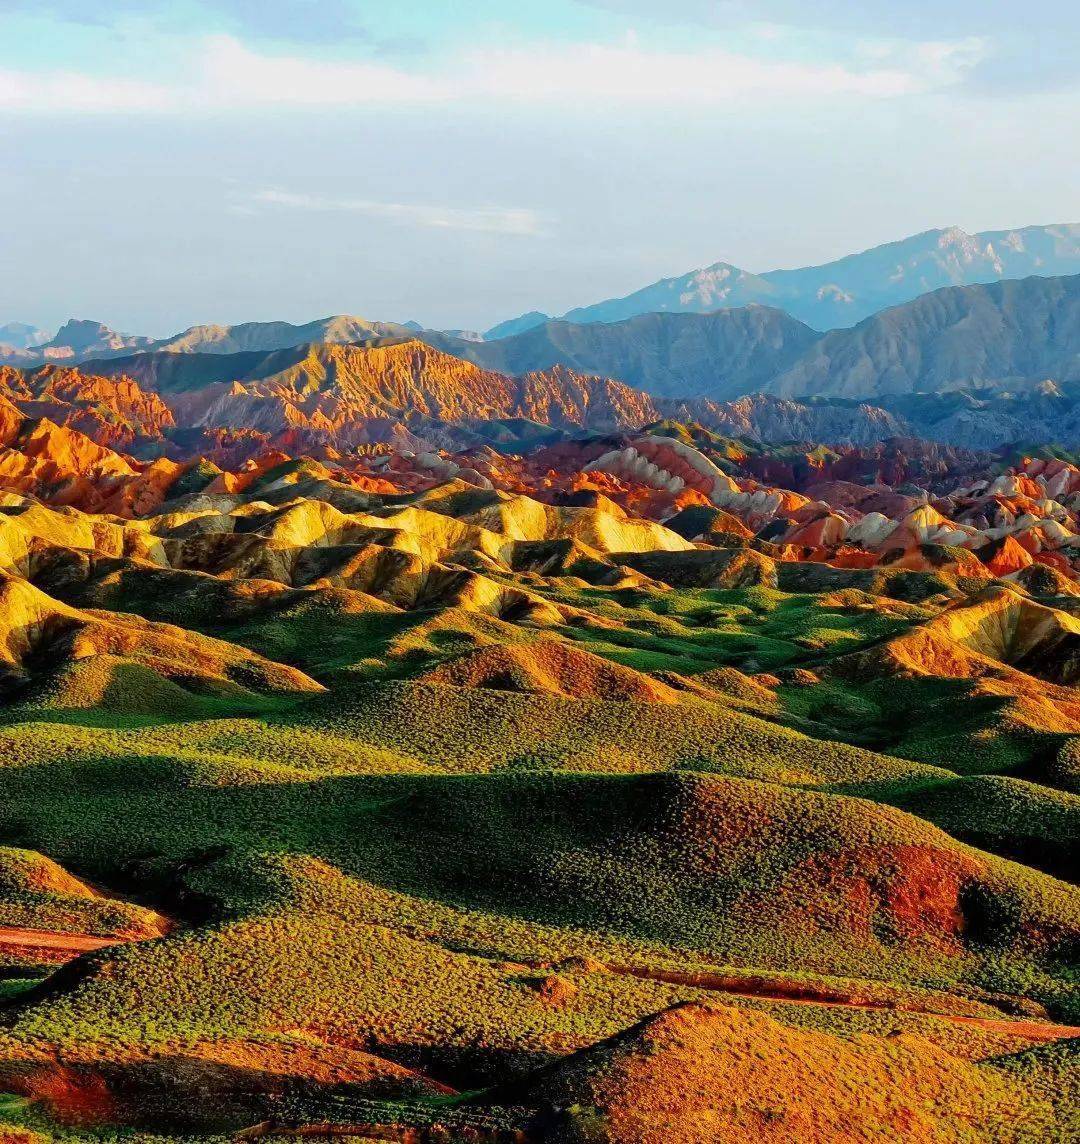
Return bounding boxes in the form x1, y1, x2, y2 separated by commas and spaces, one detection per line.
0, 319, 153, 366
149, 316, 416, 355
12, 323, 1080, 456
69, 286, 1080, 451
658, 386, 1080, 452
0, 321, 50, 350
14, 272, 1080, 417
0, 316, 416, 367
766, 274, 1080, 399
3, 225, 1080, 452
485, 223, 1080, 335
430, 273, 1080, 402
426, 306, 819, 401
8, 222, 1078, 370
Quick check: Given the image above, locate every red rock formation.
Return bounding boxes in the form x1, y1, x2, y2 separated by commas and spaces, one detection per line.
0, 366, 174, 449
981, 535, 1035, 577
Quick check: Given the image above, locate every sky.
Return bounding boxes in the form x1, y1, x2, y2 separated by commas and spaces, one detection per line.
1, 1, 1078, 336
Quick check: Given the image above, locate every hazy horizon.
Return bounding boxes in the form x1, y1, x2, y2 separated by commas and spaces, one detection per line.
9, 217, 1080, 341
2, 1, 1079, 335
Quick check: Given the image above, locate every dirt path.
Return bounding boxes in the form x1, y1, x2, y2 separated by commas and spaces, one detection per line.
602, 962, 1080, 1044
0, 925, 124, 954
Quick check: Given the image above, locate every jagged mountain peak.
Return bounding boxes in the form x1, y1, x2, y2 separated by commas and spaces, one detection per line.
488, 222, 1080, 336
46, 318, 128, 350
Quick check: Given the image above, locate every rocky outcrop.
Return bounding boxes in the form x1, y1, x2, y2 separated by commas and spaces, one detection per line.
89, 341, 656, 439
0, 366, 175, 448
20, 319, 153, 366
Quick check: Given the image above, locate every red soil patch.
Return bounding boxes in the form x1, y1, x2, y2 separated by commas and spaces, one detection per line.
768, 844, 980, 950
0, 926, 131, 956
501, 1002, 1033, 1143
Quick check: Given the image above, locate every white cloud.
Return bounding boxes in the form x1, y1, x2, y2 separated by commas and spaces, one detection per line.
249, 189, 543, 236
0, 32, 985, 115
0, 36, 445, 114
0, 67, 173, 113
199, 35, 446, 105
463, 41, 924, 102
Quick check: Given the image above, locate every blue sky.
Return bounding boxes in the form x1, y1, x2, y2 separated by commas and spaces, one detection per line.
1, 1, 1078, 334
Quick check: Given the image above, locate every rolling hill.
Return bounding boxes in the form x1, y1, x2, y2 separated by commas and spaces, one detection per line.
0, 445, 1076, 1140
0, 412, 1075, 1139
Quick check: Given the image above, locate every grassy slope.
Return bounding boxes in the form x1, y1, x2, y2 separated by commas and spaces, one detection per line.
0, 559, 1078, 1138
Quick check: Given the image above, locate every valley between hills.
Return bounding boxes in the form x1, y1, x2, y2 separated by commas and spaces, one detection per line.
1, 259, 1080, 1142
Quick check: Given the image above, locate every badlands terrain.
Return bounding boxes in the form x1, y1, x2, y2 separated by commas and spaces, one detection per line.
0, 266, 1079, 1141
